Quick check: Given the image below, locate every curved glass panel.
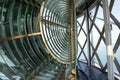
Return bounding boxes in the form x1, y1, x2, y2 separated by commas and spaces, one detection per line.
39, 0, 75, 63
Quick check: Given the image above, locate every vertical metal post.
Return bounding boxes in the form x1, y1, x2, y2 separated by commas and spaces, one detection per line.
73, 0, 77, 79
102, 0, 114, 80
89, 12, 94, 65
70, 0, 76, 63
69, 0, 73, 63
86, 6, 91, 67
70, 0, 77, 79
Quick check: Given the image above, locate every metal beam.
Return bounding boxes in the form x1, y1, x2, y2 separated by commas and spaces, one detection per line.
102, 0, 114, 80
42, 19, 69, 29
0, 32, 41, 42
86, 5, 91, 67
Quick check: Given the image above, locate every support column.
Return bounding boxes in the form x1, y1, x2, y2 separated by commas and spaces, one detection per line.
70, 0, 76, 63
102, 0, 114, 80
86, 6, 91, 67
70, 0, 77, 79
73, 0, 77, 79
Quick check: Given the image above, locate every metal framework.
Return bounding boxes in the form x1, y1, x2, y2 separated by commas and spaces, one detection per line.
77, 0, 120, 79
